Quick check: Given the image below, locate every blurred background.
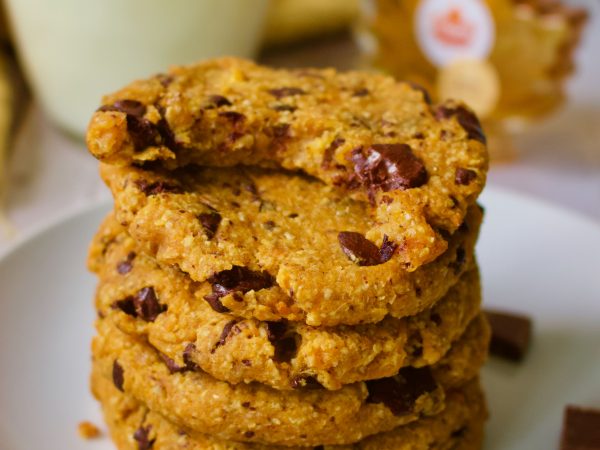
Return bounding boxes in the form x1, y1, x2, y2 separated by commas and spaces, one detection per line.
0, 0, 597, 253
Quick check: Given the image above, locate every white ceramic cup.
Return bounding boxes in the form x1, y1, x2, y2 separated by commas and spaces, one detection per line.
4, 0, 270, 137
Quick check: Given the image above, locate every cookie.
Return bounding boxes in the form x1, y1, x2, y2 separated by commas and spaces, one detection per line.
91, 315, 489, 446
91, 212, 482, 390
92, 367, 486, 449
96, 164, 483, 326
87, 57, 488, 272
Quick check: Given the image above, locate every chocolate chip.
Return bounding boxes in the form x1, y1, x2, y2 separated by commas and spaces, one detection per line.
98, 99, 146, 117
133, 425, 155, 450
212, 320, 240, 352
486, 309, 532, 361
273, 336, 298, 363
273, 104, 297, 112
203, 293, 231, 313
268, 87, 306, 99
112, 360, 124, 392
352, 88, 370, 97
455, 168, 478, 186
207, 95, 232, 107
159, 353, 188, 374
263, 220, 276, 230
350, 144, 428, 198
135, 179, 181, 196
133, 287, 166, 322
561, 406, 600, 450
116, 251, 136, 275
181, 343, 199, 371
219, 111, 246, 125
243, 431, 255, 438
321, 137, 345, 169
204, 266, 275, 311
436, 106, 486, 144
198, 212, 222, 239
266, 321, 299, 363
291, 376, 323, 390
113, 297, 137, 317
407, 82, 432, 104
126, 115, 161, 151
338, 232, 397, 266
379, 235, 398, 264
366, 366, 437, 416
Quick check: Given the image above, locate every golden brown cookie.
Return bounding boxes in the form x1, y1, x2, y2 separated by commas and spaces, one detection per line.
91, 315, 489, 446
91, 212, 482, 390
92, 366, 486, 450
96, 164, 483, 326
87, 57, 488, 272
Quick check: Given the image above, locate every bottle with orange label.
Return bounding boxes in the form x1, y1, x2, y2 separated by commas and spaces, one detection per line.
357, 0, 588, 160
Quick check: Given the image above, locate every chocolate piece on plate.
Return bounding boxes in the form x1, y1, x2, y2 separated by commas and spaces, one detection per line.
485, 309, 532, 361
561, 405, 600, 450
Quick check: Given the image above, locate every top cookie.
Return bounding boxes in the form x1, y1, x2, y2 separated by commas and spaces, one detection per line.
87, 57, 488, 271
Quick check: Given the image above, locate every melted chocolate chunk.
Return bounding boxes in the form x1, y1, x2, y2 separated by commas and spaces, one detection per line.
338, 232, 397, 266
455, 168, 478, 186
379, 235, 398, 263
203, 293, 231, 313
159, 353, 188, 374
98, 99, 146, 117
268, 87, 306, 99
212, 320, 240, 352
266, 321, 299, 363
198, 212, 222, 239
366, 366, 437, 416
486, 309, 532, 361
436, 106, 486, 144
351, 144, 428, 197
133, 287, 166, 322
116, 251, 136, 275
182, 343, 199, 371
321, 137, 345, 169
207, 94, 232, 107
135, 179, 181, 196
204, 266, 275, 310
126, 115, 161, 151
133, 425, 155, 450
407, 82, 432, 104
112, 360, 125, 392
561, 406, 600, 450
113, 297, 137, 317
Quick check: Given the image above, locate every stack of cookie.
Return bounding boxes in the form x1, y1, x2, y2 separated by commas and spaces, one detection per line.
86, 58, 490, 449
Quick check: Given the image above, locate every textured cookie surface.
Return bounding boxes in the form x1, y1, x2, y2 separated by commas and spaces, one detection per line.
87, 57, 488, 273
97, 164, 483, 326
90, 212, 481, 390
91, 316, 489, 446
92, 369, 486, 450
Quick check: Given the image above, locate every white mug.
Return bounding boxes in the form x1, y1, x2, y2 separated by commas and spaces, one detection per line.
4, 0, 270, 137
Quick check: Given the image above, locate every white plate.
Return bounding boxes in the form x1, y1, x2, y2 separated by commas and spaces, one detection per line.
0, 188, 599, 450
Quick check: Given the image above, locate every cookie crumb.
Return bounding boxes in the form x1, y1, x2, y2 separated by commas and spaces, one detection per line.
78, 421, 101, 439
